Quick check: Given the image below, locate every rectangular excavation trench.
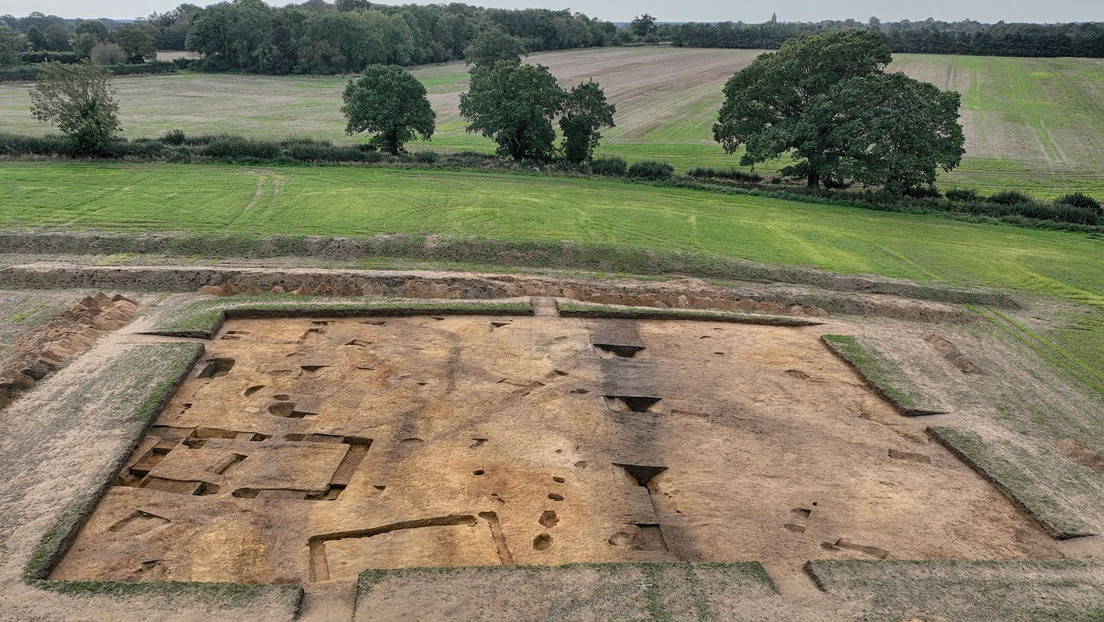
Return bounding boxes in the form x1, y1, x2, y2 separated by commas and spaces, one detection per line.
51, 315, 1064, 585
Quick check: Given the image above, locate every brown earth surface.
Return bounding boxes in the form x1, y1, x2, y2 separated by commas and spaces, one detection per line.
54, 316, 1060, 586
0, 292, 137, 409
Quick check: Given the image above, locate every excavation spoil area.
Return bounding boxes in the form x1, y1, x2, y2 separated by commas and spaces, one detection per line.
53, 316, 1059, 584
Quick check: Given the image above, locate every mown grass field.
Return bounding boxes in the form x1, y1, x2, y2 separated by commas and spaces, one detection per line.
3, 161, 1102, 380
1, 48, 1101, 198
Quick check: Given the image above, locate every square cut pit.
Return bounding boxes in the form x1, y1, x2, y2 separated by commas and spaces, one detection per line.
51, 315, 1061, 584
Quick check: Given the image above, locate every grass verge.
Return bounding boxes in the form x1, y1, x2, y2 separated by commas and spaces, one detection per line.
820, 335, 947, 416
806, 559, 1104, 622
558, 301, 823, 326
927, 426, 1097, 539
357, 561, 775, 622
145, 297, 535, 339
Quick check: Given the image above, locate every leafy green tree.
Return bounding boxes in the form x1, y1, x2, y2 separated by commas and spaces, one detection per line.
73, 33, 96, 59
713, 30, 892, 187
74, 21, 110, 41
559, 81, 615, 163
629, 14, 656, 37
44, 23, 71, 51
342, 64, 435, 155
460, 60, 564, 161
801, 72, 964, 193
0, 26, 28, 67
463, 25, 525, 68
26, 26, 47, 51
30, 61, 121, 153
114, 24, 156, 62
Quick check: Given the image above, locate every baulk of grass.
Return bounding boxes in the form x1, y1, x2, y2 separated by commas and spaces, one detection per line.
820, 335, 943, 416
147, 296, 535, 338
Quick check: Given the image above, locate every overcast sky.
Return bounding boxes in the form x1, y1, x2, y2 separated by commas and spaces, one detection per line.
7, 0, 1103, 23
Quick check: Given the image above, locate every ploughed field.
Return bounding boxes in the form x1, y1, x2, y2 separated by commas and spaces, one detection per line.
1, 47, 1101, 197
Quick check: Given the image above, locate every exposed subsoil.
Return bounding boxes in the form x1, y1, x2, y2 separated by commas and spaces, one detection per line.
0, 232, 1019, 308
0, 292, 137, 409
0, 262, 991, 324
53, 316, 1060, 586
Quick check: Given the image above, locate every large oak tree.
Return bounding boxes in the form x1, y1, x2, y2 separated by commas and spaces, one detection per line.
799, 72, 964, 194
342, 64, 435, 155
715, 30, 957, 190
460, 60, 564, 161
715, 30, 964, 192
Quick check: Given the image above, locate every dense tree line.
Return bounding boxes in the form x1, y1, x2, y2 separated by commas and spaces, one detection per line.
665, 19, 1104, 58
184, 0, 610, 73
1, 11, 170, 66
3, 2, 612, 73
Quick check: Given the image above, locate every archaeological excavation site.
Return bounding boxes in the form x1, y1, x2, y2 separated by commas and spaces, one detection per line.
1, 256, 1102, 621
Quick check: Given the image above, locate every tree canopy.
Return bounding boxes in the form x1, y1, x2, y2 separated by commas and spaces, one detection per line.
342, 64, 435, 155
114, 23, 156, 63
464, 25, 526, 68
180, 1, 609, 74
460, 60, 564, 161
800, 72, 965, 193
0, 26, 28, 67
666, 19, 1104, 59
629, 14, 657, 38
559, 81, 616, 163
713, 30, 963, 191
29, 60, 120, 153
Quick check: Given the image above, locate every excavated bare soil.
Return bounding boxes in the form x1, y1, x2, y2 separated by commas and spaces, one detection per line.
0, 292, 137, 409
52, 316, 1060, 585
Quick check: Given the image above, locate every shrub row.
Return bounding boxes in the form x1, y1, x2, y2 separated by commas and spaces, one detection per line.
20, 51, 80, 64
686, 166, 764, 183
0, 62, 179, 83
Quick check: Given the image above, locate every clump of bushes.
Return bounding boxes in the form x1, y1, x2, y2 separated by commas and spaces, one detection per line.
1055, 192, 1102, 215
686, 166, 763, 183
986, 190, 1034, 205
627, 160, 674, 180
199, 136, 281, 160
161, 129, 186, 145
945, 188, 982, 202
412, 150, 440, 164
590, 157, 627, 177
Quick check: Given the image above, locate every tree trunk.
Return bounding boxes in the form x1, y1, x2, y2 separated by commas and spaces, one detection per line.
387, 132, 400, 156
807, 171, 820, 188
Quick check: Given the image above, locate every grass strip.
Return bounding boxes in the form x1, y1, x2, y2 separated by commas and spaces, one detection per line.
820, 334, 947, 416
357, 561, 775, 622
927, 426, 1096, 539
558, 301, 823, 326
806, 559, 1104, 622
145, 297, 534, 339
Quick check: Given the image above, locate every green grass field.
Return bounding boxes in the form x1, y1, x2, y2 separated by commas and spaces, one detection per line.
3, 161, 1102, 380
1, 48, 1101, 198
